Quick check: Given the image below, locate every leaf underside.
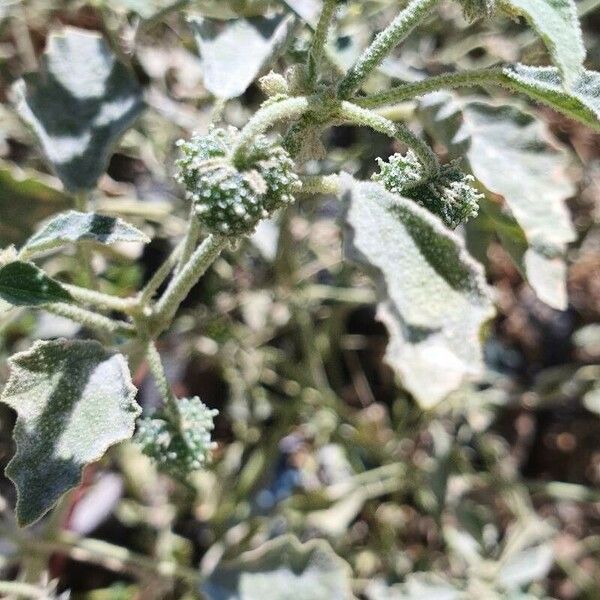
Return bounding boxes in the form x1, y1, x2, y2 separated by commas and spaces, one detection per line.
23, 210, 150, 255
1, 339, 140, 525
189, 13, 297, 99
341, 175, 494, 408
14, 27, 145, 192
202, 535, 354, 600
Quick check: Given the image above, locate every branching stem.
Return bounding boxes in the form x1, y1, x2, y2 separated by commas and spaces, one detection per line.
337, 101, 439, 174
43, 303, 135, 337
337, 0, 439, 99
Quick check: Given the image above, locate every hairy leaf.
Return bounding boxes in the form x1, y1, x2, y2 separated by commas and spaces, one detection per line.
500, 0, 584, 85
0, 162, 70, 246
22, 210, 150, 256
13, 27, 144, 191
282, 0, 323, 27
341, 175, 494, 408
366, 574, 461, 600
503, 64, 600, 132
1, 339, 140, 525
0, 261, 72, 306
189, 13, 297, 99
420, 94, 576, 309
202, 535, 353, 600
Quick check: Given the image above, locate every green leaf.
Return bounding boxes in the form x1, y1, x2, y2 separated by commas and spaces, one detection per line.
420, 94, 576, 310
13, 27, 144, 192
202, 535, 354, 600
499, 0, 584, 85
0, 161, 70, 247
1, 339, 140, 526
22, 210, 150, 256
0, 261, 72, 306
189, 13, 297, 99
503, 64, 600, 132
341, 175, 494, 408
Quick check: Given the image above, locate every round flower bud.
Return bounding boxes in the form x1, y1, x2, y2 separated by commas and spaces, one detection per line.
135, 396, 218, 480
373, 151, 482, 229
175, 127, 301, 236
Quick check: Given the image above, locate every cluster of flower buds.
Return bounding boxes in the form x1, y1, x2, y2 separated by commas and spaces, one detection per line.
135, 396, 218, 480
459, 0, 496, 21
373, 151, 482, 229
175, 127, 301, 236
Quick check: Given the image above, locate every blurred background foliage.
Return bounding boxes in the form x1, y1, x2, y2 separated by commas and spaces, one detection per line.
0, 0, 598, 598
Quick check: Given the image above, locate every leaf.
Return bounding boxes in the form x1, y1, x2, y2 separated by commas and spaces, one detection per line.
13, 27, 144, 192
503, 64, 600, 132
497, 544, 554, 589
22, 210, 150, 256
189, 13, 297, 99
0, 261, 72, 306
1, 339, 140, 526
420, 93, 576, 310
499, 0, 584, 85
202, 535, 353, 600
0, 161, 70, 247
282, 0, 323, 27
366, 574, 462, 600
341, 175, 494, 408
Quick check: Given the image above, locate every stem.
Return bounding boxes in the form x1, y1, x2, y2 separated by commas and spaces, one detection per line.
152, 235, 226, 336
139, 241, 184, 305
337, 0, 440, 99
64, 284, 139, 314
146, 342, 172, 403
232, 96, 311, 163
175, 211, 200, 275
354, 68, 505, 108
337, 100, 438, 173
43, 303, 136, 337
307, 0, 338, 87
299, 174, 341, 196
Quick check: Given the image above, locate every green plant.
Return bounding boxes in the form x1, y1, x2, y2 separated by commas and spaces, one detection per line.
0, 0, 598, 597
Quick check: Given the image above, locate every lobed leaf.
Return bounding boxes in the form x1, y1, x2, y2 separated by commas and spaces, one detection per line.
1, 339, 140, 525
503, 64, 600, 132
499, 0, 584, 85
0, 261, 72, 306
202, 535, 354, 600
189, 13, 297, 99
420, 93, 576, 310
22, 210, 150, 256
13, 27, 144, 192
341, 174, 494, 408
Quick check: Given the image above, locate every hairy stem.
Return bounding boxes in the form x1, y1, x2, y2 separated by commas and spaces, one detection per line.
139, 240, 184, 305
146, 342, 172, 402
299, 174, 341, 196
337, 101, 438, 173
43, 303, 135, 337
175, 212, 200, 275
307, 0, 338, 87
232, 96, 311, 163
64, 284, 139, 314
337, 0, 439, 99
354, 68, 505, 107
152, 234, 226, 336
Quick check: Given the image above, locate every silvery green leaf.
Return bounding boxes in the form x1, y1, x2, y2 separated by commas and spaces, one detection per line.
22, 210, 150, 256
499, 0, 584, 85
282, 0, 323, 27
1, 339, 140, 526
0, 261, 72, 306
366, 574, 462, 600
13, 27, 144, 192
503, 64, 600, 132
497, 544, 554, 589
0, 161, 70, 247
202, 535, 353, 600
341, 175, 494, 408
420, 94, 576, 310
189, 13, 297, 99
